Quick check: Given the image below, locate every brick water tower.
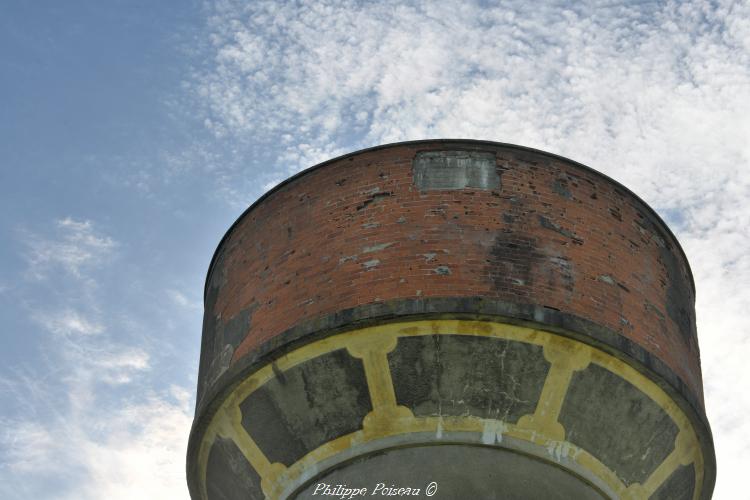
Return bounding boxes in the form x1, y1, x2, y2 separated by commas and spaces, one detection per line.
187, 140, 715, 499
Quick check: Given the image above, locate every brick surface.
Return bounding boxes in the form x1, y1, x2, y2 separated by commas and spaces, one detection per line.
202, 141, 702, 404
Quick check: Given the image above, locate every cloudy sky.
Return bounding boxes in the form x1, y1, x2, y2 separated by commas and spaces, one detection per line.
1, 0, 748, 498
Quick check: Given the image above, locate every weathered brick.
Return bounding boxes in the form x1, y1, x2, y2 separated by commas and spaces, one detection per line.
200, 140, 702, 409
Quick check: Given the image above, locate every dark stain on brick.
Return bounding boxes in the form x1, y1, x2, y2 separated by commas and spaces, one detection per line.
487, 233, 541, 291
223, 306, 255, 349
644, 299, 669, 344
197, 249, 228, 402
660, 245, 698, 349
552, 178, 572, 199
546, 256, 575, 293
199, 302, 257, 399
609, 206, 623, 221
198, 308, 219, 401
538, 215, 574, 239
356, 191, 392, 211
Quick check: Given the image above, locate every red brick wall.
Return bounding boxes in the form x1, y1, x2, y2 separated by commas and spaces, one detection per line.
206, 141, 701, 403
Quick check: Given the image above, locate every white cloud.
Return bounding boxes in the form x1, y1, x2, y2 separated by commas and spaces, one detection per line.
167, 289, 202, 311
194, 0, 750, 198
33, 308, 104, 337
21, 219, 150, 385
91, 348, 151, 385
3, 215, 190, 500
1, 297, 185, 500
0, 421, 59, 474
32, 315, 150, 387
0, 387, 191, 500
23, 217, 116, 280
192, 1, 749, 497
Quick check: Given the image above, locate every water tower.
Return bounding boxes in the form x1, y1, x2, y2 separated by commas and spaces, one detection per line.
187, 140, 715, 499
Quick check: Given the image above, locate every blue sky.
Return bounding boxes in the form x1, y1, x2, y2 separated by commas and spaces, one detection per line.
1, 1, 749, 498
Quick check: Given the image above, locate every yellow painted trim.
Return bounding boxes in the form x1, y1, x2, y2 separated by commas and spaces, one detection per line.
517, 337, 591, 441
346, 333, 414, 431
197, 426, 216, 500
215, 405, 287, 497
196, 320, 705, 500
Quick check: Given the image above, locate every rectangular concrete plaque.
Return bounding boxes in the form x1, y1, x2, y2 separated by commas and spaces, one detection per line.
413, 150, 499, 190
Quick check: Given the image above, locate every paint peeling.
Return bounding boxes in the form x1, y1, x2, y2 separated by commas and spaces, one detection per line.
598, 274, 616, 285
363, 242, 394, 253
422, 252, 437, 262
546, 440, 573, 462
481, 420, 507, 445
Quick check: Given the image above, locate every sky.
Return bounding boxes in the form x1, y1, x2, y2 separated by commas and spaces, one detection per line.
0, 0, 748, 498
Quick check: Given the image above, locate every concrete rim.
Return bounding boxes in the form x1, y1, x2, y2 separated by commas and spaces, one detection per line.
187, 298, 716, 500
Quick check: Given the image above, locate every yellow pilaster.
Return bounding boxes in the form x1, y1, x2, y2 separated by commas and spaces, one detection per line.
346, 333, 413, 433
516, 335, 591, 440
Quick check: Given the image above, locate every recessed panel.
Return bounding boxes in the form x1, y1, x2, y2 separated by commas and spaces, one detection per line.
559, 364, 679, 485
239, 348, 371, 465
651, 463, 695, 500
413, 150, 499, 190
388, 335, 549, 422
206, 436, 263, 500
